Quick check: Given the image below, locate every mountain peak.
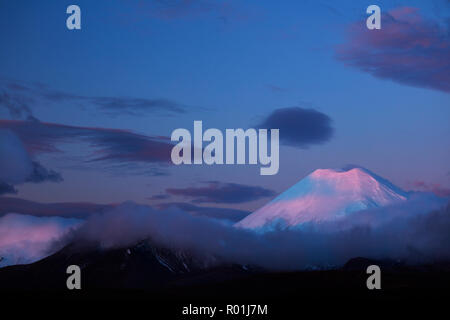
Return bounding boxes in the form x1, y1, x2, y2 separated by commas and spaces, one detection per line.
309, 167, 372, 181
310, 166, 366, 176
307, 167, 392, 195
236, 167, 408, 231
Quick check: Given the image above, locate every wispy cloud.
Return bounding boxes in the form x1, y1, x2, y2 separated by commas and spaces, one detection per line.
157, 201, 250, 222
0, 119, 174, 164
166, 181, 276, 203
0, 197, 114, 219
0, 78, 188, 119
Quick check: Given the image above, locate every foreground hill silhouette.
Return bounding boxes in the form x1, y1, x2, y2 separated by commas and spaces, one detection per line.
1, 239, 449, 301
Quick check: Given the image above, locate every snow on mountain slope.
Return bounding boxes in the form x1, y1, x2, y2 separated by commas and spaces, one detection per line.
235, 167, 408, 230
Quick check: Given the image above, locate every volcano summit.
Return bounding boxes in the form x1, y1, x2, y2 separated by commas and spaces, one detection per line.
236, 167, 409, 231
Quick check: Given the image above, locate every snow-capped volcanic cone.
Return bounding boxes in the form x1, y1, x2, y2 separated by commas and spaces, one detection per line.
235, 167, 408, 230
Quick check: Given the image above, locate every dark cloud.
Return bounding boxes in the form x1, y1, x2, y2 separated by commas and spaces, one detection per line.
0, 90, 35, 120
266, 84, 287, 93
0, 182, 17, 196
26, 161, 63, 183
0, 197, 114, 219
336, 7, 450, 93
1, 79, 187, 118
149, 194, 171, 200
0, 129, 63, 188
166, 181, 276, 204
157, 202, 250, 222
0, 120, 174, 164
257, 107, 333, 148
96, 163, 170, 177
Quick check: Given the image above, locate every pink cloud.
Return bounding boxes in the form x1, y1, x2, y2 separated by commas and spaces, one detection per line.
409, 180, 450, 197
336, 7, 450, 92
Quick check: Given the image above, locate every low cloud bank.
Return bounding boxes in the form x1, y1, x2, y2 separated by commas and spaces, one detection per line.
1, 194, 449, 270
72, 193, 449, 270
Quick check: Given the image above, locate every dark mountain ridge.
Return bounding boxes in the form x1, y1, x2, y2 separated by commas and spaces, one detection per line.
1, 238, 449, 295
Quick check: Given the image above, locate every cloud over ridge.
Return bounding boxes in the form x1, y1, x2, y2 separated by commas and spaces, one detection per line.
1, 194, 448, 270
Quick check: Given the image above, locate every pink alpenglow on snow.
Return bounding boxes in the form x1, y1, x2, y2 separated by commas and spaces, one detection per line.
235, 167, 408, 231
